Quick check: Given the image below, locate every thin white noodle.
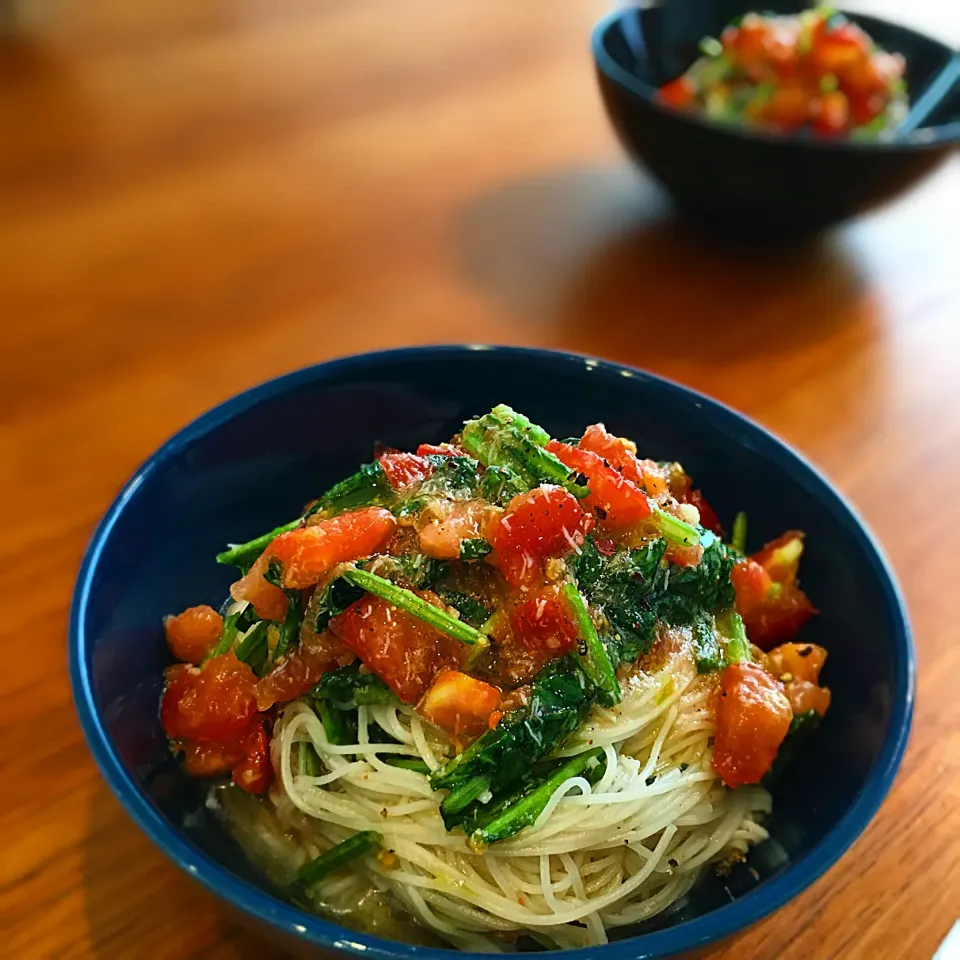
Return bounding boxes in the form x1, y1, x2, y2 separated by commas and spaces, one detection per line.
251, 646, 772, 949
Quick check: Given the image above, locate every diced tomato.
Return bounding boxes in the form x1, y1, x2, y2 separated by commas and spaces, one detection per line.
164, 605, 224, 664
419, 500, 496, 560
268, 506, 397, 589
713, 661, 793, 788
329, 593, 462, 703
726, 15, 799, 82
230, 554, 289, 622
784, 680, 831, 716
511, 584, 579, 659
732, 559, 815, 647
161, 653, 258, 742
762, 81, 812, 130
765, 642, 831, 717
731, 558, 774, 608
658, 76, 696, 110
764, 642, 827, 685
578, 424, 668, 498
419, 670, 501, 741
232, 720, 272, 794
546, 442, 650, 532
732, 532, 816, 647
180, 738, 246, 777
486, 485, 594, 587
416, 443, 465, 457
379, 452, 434, 490
810, 19, 871, 76
752, 531, 805, 583
813, 90, 850, 135
255, 629, 354, 711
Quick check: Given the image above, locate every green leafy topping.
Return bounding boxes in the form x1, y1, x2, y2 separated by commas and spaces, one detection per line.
340, 567, 487, 647
419, 456, 482, 500
460, 538, 492, 561
465, 748, 604, 849
731, 511, 748, 556
296, 831, 382, 888
312, 662, 397, 707
692, 617, 723, 674
437, 590, 491, 629
460, 405, 588, 498
718, 609, 751, 664
431, 657, 592, 795
562, 583, 621, 706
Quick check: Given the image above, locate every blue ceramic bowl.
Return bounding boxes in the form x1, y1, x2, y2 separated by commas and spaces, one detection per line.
70, 346, 913, 959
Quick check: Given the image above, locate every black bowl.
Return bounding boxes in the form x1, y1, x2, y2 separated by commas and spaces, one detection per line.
592, 1, 959, 234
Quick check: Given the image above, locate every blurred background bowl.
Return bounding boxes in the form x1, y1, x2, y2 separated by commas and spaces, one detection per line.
70, 346, 914, 958
593, 1, 959, 235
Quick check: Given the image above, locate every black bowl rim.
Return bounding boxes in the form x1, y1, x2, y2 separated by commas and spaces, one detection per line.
592, 8, 960, 151
69, 345, 916, 960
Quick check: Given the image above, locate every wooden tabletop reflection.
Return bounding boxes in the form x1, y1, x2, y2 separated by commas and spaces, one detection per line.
1, 2, 957, 958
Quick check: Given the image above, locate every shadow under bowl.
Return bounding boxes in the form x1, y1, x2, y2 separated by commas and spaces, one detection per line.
70, 346, 914, 959
592, 1, 959, 235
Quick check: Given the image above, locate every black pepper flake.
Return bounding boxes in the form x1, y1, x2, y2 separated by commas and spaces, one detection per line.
721, 691, 728, 697
594, 505, 608, 520
574, 473, 589, 486
679, 763, 689, 772
645, 775, 657, 786
798, 646, 814, 657
668, 858, 679, 868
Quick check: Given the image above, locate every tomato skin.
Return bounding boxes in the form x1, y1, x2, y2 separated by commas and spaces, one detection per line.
254, 631, 353, 711
231, 720, 272, 794
579, 424, 668, 497
419, 670, 501, 741
379, 453, 434, 490
762, 81, 812, 130
486, 485, 593, 588
164, 605, 224, 664
330, 593, 462, 703
268, 507, 397, 589
511, 584, 579, 659
764, 642, 827, 685
810, 19, 871, 76
419, 500, 495, 560
161, 654, 258, 742
230, 554, 289, 622
732, 532, 816, 647
813, 90, 850, 135
546, 441, 650, 531
765, 642, 831, 716
658, 76, 697, 110
416, 443, 465, 457
714, 661, 793, 788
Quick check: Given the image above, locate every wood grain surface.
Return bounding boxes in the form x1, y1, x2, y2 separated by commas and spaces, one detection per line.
1, 1, 958, 958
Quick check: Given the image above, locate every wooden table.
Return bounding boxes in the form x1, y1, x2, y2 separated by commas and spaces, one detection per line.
2, 1, 958, 957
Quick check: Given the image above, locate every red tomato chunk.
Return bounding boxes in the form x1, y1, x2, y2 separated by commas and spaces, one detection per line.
419, 670, 501, 741
546, 442, 650, 531
161, 654, 257, 742
713, 661, 793, 788
511, 584, 579, 659
268, 506, 397, 589
379, 452, 434, 490
164, 605, 223, 664
486, 485, 593, 588
330, 593, 462, 703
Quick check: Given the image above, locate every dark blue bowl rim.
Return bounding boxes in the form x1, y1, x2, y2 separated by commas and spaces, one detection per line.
69, 344, 915, 960
591, 8, 960, 151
